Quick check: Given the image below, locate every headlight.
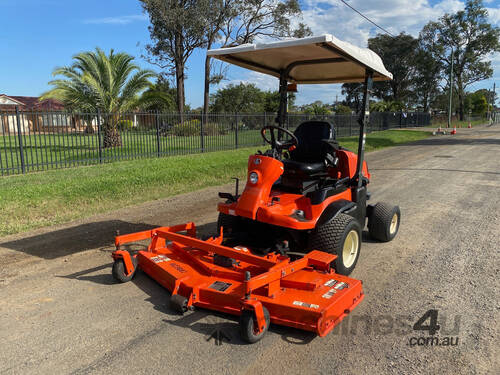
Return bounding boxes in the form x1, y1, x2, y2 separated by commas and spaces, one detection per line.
249, 172, 259, 184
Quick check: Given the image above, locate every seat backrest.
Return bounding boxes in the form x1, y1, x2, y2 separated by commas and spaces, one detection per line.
290, 121, 335, 162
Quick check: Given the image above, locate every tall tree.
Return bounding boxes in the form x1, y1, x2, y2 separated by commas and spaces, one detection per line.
465, 90, 489, 114
341, 83, 363, 112
412, 45, 442, 111
200, 0, 234, 118
210, 82, 266, 113
263, 91, 296, 112
209, 82, 295, 113
141, 0, 207, 114
368, 33, 419, 103
202, 0, 312, 116
42, 48, 156, 147
302, 101, 331, 115
420, 0, 500, 119
140, 74, 177, 112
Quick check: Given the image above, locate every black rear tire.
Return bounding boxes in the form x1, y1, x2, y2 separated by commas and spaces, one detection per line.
309, 213, 361, 276
112, 255, 138, 283
239, 306, 270, 343
368, 203, 401, 242
217, 212, 241, 236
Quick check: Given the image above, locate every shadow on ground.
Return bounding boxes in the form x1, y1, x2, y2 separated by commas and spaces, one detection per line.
0, 220, 218, 260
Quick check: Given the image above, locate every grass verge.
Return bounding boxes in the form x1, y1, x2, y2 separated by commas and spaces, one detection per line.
0, 129, 431, 237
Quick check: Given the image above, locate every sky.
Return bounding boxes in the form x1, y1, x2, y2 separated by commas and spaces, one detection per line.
1, 0, 499, 107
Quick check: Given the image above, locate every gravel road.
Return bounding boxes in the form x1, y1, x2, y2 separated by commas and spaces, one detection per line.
0, 125, 498, 375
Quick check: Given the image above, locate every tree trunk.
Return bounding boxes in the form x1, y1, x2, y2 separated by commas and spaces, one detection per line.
392, 82, 398, 102
175, 60, 185, 119
423, 92, 429, 112
457, 79, 464, 121
175, 32, 185, 123
203, 55, 211, 118
84, 121, 95, 134
103, 126, 121, 148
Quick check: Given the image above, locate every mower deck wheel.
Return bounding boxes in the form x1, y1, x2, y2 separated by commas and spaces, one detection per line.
239, 306, 270, 343
368, 202, 401, 242
309, 213, 361, 276
112, 255, 138, 283
170, 294, 188, 315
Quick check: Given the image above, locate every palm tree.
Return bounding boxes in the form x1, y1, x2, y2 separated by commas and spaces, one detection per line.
42, 48, 157, 147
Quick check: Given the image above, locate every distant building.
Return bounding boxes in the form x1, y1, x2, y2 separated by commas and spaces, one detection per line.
0, 94, 81, 134
0, 94, 64, 112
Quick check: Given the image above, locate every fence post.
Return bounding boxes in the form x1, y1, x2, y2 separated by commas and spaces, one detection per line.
155, 111, 161, 157
200, 113, 205, 153
235, 112, 239, 149
264, 112, 267, 127
96, 109, 103, 163
15, 106, 26, 173
349, 115, 353, 136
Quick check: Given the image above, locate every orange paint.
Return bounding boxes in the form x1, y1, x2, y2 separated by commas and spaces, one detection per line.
112, 223, 364, 337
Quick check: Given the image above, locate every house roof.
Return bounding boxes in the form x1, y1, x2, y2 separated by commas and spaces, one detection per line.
0, 95, 65, 111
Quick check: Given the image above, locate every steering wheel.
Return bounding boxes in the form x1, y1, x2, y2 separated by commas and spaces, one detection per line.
260, 125, 298, 151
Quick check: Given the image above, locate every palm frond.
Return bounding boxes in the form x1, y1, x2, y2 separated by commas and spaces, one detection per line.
44, 47, 157, 113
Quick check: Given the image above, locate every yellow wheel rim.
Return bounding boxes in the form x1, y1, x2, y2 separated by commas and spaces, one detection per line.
342, 230, 359, 268
390, 213, 398, 235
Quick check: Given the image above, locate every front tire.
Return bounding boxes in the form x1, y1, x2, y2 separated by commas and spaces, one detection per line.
368, 203, 401, 242
239, 306, 270, 343
170, 294, 188, 314
112, 255, 138, 283
309, 213, 361, 276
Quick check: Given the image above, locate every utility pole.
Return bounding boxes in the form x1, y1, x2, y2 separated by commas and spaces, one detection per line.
491, 83, 496, 124
487, 83, 494, 124
447, 47, 454, 128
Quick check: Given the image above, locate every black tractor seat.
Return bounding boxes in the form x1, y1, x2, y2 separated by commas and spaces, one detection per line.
277, 120, 342, 198
282, 120, 338, 179
282, 159, 326, 176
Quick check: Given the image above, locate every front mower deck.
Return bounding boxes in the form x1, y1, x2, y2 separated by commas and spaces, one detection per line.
112, 222, 364, 341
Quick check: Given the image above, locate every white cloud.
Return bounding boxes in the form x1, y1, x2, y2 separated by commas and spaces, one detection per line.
217, 70, 277, 92
83, 14, 147, 25
299, 0, 467, 46
215, 0, 500, 104
487, 7, 500, 24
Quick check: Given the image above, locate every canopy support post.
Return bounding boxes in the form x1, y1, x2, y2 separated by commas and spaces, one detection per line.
355, 70, 373, 188
276, 71, 288, 136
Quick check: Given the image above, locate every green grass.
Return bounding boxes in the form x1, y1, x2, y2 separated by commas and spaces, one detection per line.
0, 129, 431, 237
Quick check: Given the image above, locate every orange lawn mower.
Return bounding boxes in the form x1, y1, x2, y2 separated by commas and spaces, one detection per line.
111, 35, 401, 343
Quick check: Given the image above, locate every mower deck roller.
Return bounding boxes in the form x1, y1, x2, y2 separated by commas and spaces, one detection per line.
112, 222, 364, 342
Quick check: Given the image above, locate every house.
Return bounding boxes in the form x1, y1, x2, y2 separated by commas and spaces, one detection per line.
0, 94, 70, 134
0, 94, 65, 112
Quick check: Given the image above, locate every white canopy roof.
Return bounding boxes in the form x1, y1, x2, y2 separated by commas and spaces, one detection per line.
207, 34, 392, 84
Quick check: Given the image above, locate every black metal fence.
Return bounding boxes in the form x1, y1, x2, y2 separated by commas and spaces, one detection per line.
0, 108, 434, 175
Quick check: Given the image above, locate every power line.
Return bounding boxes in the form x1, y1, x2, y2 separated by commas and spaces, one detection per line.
339, 0, 395, 37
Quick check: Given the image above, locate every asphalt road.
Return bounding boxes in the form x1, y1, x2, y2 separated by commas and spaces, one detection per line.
1, 125, 499, 375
